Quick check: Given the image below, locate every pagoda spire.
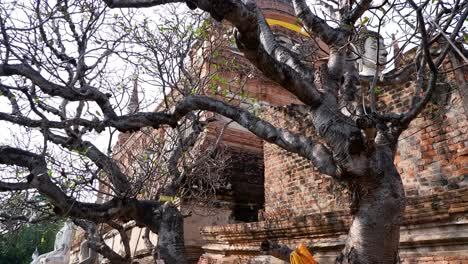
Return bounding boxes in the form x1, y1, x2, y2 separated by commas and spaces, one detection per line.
128, 74, 139, 114
392, 34, 405, 68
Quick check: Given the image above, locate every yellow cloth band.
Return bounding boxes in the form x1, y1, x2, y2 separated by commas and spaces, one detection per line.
266, 18, 309, 36
159, 195, 175, 204
290, 243, 317, 264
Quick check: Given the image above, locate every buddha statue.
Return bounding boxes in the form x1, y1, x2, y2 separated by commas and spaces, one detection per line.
31, 219, 74, 264
353, 28, 388, 76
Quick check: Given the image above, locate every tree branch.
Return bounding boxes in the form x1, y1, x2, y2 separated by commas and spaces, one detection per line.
292, 0, 344, 46
0, 64, 117, 119
261, 240, 293, 263
0, 112, 105, 132
0, 180, 31, 192
75, 220, 130, 264
105, 0, 322, 107
408, 0, 437, 73
1, 94, 341, 179
0, 145, 163, 223
108, 221, 132, 261
46, 131, 131, 196
399, 1, 468, 126
0, 83, 21, 115
103, 0, 183, 8
343, 0, 374, 25
172, 96, 340, 177
164, 117, 205, 196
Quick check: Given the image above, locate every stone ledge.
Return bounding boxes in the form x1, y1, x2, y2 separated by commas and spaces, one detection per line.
201, 211, 352, 243
199, 188, 468, 263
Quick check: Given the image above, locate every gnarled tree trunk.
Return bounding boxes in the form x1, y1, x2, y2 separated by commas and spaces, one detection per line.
153, 203, 187, 264
337, 147, 405, 264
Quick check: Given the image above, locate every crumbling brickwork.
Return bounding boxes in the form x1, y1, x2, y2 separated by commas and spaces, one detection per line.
261, 56, 468, 221
390, 62, 468, 197
197, 55, 468, 263
262, 107, 351, 219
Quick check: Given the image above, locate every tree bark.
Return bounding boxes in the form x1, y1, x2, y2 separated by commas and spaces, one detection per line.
260, 240, 293, 262
154, 203, 187, 264
337, 147, 405, 264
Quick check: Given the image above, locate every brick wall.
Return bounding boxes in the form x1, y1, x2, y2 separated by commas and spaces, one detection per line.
262, 108, 351, 219
400, 256, 468, 264
199, 187, 468, 263
262, 56, 468, 220
389, 60, 468, 196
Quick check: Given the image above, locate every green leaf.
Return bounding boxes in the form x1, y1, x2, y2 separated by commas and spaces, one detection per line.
41, 237, 45, 244
360, 17, 369, 26
211, 73, 219, 81
71, 147, 90, 155
464, 33, 468, 44
222, 89, 229, 97
203, 21, 211, 28
95, 110, 101, 117
239, 91, 248, 99
373, 86, 381, 95
209, 83, 217, 94
83, 147, 90, 155
219, 77, 228, 85
212, 50, 220, 57
47, 169, 52, 177
158, 26, 170, 32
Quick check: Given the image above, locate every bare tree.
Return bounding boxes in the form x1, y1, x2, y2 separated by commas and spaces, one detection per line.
0, 1, 242, 263
0, 0, 467, 263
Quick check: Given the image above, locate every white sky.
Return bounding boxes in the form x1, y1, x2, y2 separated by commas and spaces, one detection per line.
0, 3, 173, 154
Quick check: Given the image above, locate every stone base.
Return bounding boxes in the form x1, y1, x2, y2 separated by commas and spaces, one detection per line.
198, 188, 468, 263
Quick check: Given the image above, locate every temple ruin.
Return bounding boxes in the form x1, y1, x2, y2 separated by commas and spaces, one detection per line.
69, 0, 468, 263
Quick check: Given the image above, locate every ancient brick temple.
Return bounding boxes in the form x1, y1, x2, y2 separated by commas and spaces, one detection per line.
70, 1, 468, 263
195, 1, 468, 264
